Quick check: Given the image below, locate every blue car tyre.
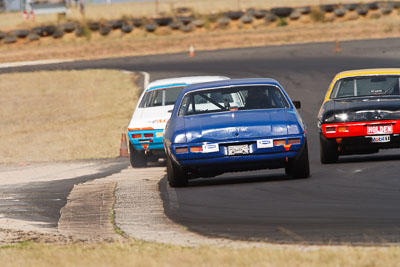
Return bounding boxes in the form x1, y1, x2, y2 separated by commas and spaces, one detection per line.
167, 155, 188, 187
284, 140, 310, 178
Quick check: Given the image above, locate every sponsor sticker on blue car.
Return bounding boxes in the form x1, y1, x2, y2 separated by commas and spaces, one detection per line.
257, 139, 274, 148
202, 143, 219, 153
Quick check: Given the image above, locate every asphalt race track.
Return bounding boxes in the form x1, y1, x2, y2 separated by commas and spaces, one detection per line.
3, 38, 400, 244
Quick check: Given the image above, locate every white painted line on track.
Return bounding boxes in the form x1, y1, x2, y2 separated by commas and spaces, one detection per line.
0, 59, 76, 69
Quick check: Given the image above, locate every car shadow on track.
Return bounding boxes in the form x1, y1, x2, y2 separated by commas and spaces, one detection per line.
337, 153, 400, 164
186, 172, 296, 187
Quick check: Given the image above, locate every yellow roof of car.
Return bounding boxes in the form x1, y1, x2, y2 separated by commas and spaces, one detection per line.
323, 68, 400, 102
335, 68, 400, 78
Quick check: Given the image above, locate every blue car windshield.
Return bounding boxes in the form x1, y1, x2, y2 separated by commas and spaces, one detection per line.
139, 86, 185, 108
178, 85, 289, 116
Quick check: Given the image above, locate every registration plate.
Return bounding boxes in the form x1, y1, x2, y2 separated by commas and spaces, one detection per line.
367, 125, 393, 135
371, 135, 390, 143
228, 144, 249, 156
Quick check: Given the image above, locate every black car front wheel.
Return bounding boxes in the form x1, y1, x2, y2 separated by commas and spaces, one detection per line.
129, 143, 147, 168
285, 141, 310, 179
320, 135, 339, 164
166, 155, 188, 187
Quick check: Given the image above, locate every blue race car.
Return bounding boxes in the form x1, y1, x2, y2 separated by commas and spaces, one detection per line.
163, 78, 310, 187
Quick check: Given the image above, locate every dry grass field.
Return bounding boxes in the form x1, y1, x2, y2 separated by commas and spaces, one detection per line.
0, 70, 140, 163
1, 241, 400, 267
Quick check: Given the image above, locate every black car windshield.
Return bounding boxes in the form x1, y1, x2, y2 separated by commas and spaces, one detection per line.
139, 86, 185, 107
331, 75, 400, 99
178, 85, 289, 116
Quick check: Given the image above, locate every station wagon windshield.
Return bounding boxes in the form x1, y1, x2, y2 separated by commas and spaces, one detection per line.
139, 86, 185, 107
178, 85, 289, 116
331, 75, 400, 99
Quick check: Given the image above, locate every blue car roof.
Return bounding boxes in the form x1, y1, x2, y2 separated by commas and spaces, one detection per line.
182, 78, 282, 93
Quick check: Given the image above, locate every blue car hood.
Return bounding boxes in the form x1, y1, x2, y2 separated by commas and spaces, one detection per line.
183, 109, 300, 143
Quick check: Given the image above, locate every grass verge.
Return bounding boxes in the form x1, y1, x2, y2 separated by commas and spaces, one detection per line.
0, 241, 400, 267
0, 70, 140, 163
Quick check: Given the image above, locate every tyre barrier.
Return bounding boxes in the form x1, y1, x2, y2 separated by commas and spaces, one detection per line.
297, 6, 311, 15
356, 6, 369, 16
109, 19, 123, 29
240, 14, 253, 24
265, 13, 278, 22
334, 8, 346, 17
87, 21, 100, 31
99, 25, 111, 36
41, 25, 56, 37
131, 18, 143, 27
145, 23, 158, 32
3, 1, 399, 46
289, 11, 301, 20
271, 7, 293, 17
192, 19, 204, 28
168, 21, 182, 30
180, 23, 195, 33
60, 22, 76, 33
12, 29, 29, 38
75, 27, 84, 37
380, 6, 393, 15
225, 11, 244, 20
4, 34, 17, 44
216, 16, 230, 28
176, 7, 191, 14
154, 17, 173, 26
52, 28, 64, 39
32, 27, 42, 36
319, 4, 337, 13
27, 33, 40, 41
367, 2, 379, 10
207, 13, 219, 23
246, 8, 256, 17
176, 15, 194, 25
254, 9, 268, 19
121, 23, 133, 33
343, 3, 358, 11
387, 1, 400, 8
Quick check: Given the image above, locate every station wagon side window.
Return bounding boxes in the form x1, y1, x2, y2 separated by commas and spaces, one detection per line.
139, 86, 185, 108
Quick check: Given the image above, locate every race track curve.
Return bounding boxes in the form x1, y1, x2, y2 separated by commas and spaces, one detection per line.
4, 38, 400, 244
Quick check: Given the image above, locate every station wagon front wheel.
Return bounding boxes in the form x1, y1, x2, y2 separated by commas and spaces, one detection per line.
167, 155, 188, 187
